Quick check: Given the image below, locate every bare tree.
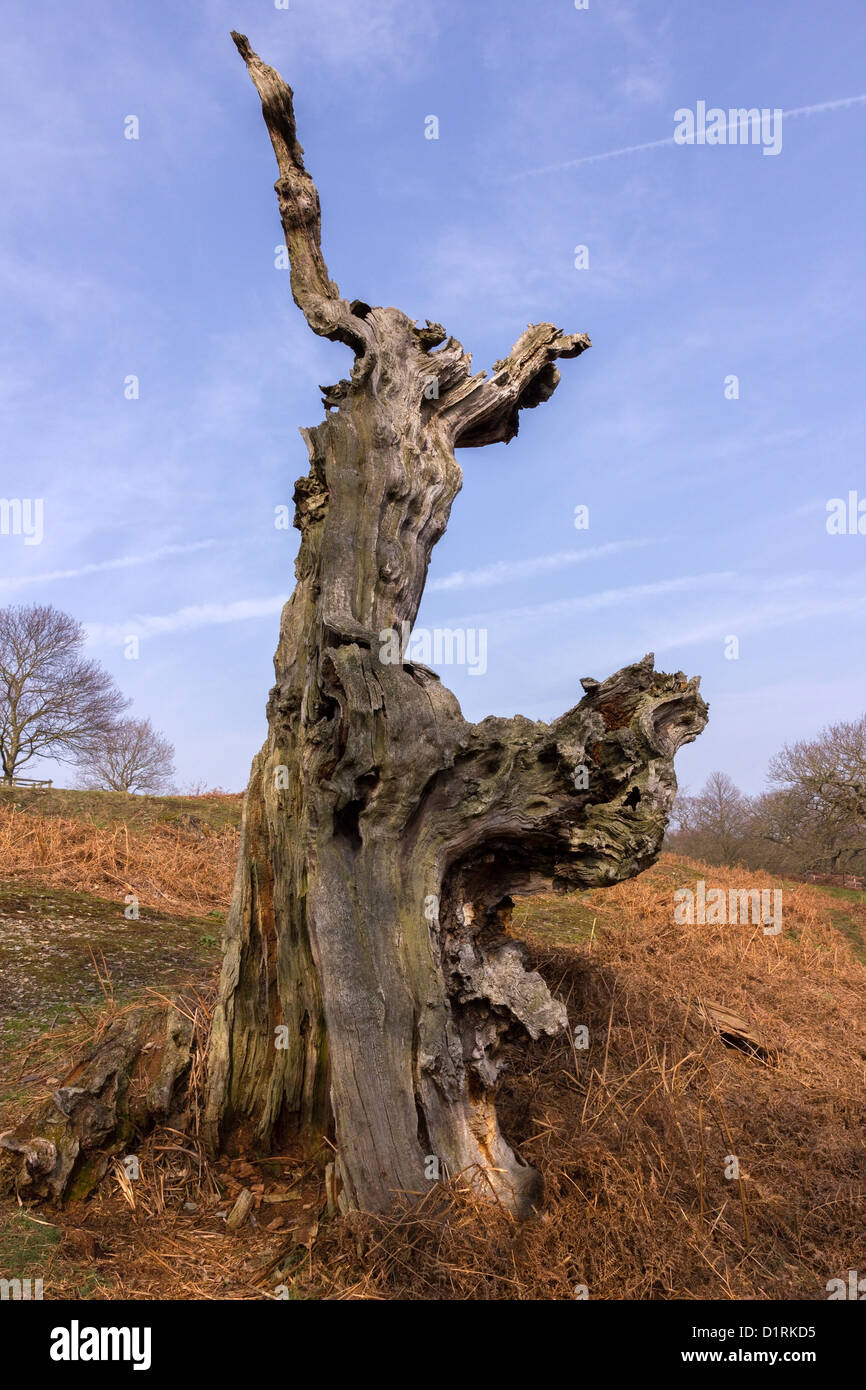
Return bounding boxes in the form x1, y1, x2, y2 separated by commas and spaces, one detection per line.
746, 787, 823, 875
667, 771, 750, 866
79, 716, 176, 794
0, 604, 128, 785
764, 716, 866, 874
668, 722, 866, 878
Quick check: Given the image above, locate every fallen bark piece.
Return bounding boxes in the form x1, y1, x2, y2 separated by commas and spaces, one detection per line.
699, 998, 778, 1066
292, 1210, 319, 1248
325, 1162, 338, 1218
226, 1187, 255, 1231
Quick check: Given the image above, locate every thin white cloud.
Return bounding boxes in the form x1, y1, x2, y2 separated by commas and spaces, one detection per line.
505, 94, 866, 181
83, 567, 727, 649
427, 539, 652, 593
0, 541, 219, 594
654, 588, 866, 655
206, 0, 441, 76
782, 497, 830, 521
617, 69, 666, 106
440, 571, 736, 630
85, 593, 287, 647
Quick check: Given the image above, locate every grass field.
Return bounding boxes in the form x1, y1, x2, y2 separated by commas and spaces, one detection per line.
0, 787, 241, 915
0, 784, 243, 832
0, 790, 863, 1300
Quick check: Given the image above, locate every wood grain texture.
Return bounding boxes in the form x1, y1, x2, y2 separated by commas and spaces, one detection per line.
203, 37, 709, 1215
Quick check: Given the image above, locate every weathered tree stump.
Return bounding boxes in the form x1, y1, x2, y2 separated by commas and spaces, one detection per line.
1, 34, 707, 1215
201, 36, 708, 1215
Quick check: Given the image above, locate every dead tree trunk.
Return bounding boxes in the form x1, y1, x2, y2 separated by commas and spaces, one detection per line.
1, 34, 707, 1213
201, 35, 708, 1216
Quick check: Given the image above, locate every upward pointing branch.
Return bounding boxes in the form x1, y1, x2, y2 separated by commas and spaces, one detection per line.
231, 31, 369, 353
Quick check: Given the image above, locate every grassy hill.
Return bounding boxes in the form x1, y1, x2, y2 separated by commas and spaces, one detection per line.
0, 786, 242, 916
0, 793, 863, 1300
0, 784, 243, 832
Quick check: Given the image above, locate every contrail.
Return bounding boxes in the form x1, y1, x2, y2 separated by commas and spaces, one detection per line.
427, 539, 651, 593
504, 94, 866, 181
84, 593, 288, 646
0, 540, 218, 593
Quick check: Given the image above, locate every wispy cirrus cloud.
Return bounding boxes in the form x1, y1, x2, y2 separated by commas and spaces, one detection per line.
438, 571, 737, 631
427, 540, 652, 593
85, 593, 288, 648
84, 567, 723, 649
654, 585, 866, 657
0, 541, 220, 595
504, 94, 866, 181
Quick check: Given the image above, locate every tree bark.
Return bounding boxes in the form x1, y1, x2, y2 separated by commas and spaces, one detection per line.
201, 36, 708, 1216
0, 998, 194, 1202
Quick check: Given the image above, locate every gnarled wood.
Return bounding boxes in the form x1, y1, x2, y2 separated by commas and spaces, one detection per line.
0, 998, 194, 1202
202, 37, 708, 1216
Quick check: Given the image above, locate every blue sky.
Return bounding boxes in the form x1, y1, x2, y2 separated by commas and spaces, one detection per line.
1, 0, 864, 795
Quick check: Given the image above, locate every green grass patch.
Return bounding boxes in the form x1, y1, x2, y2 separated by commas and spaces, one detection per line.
0, 1208, 61, 1279
512, 895, 601, 947
824, 908, 866, 962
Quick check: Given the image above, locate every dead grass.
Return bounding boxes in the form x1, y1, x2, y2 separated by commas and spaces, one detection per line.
311, 857, 866, 1299
1, 852, 863, 1299
0, 785, 243, 833
0, 803, 239, 915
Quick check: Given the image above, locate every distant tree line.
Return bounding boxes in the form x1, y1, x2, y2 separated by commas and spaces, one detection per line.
0, 603, 175, 794
665, 716, 866, 880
